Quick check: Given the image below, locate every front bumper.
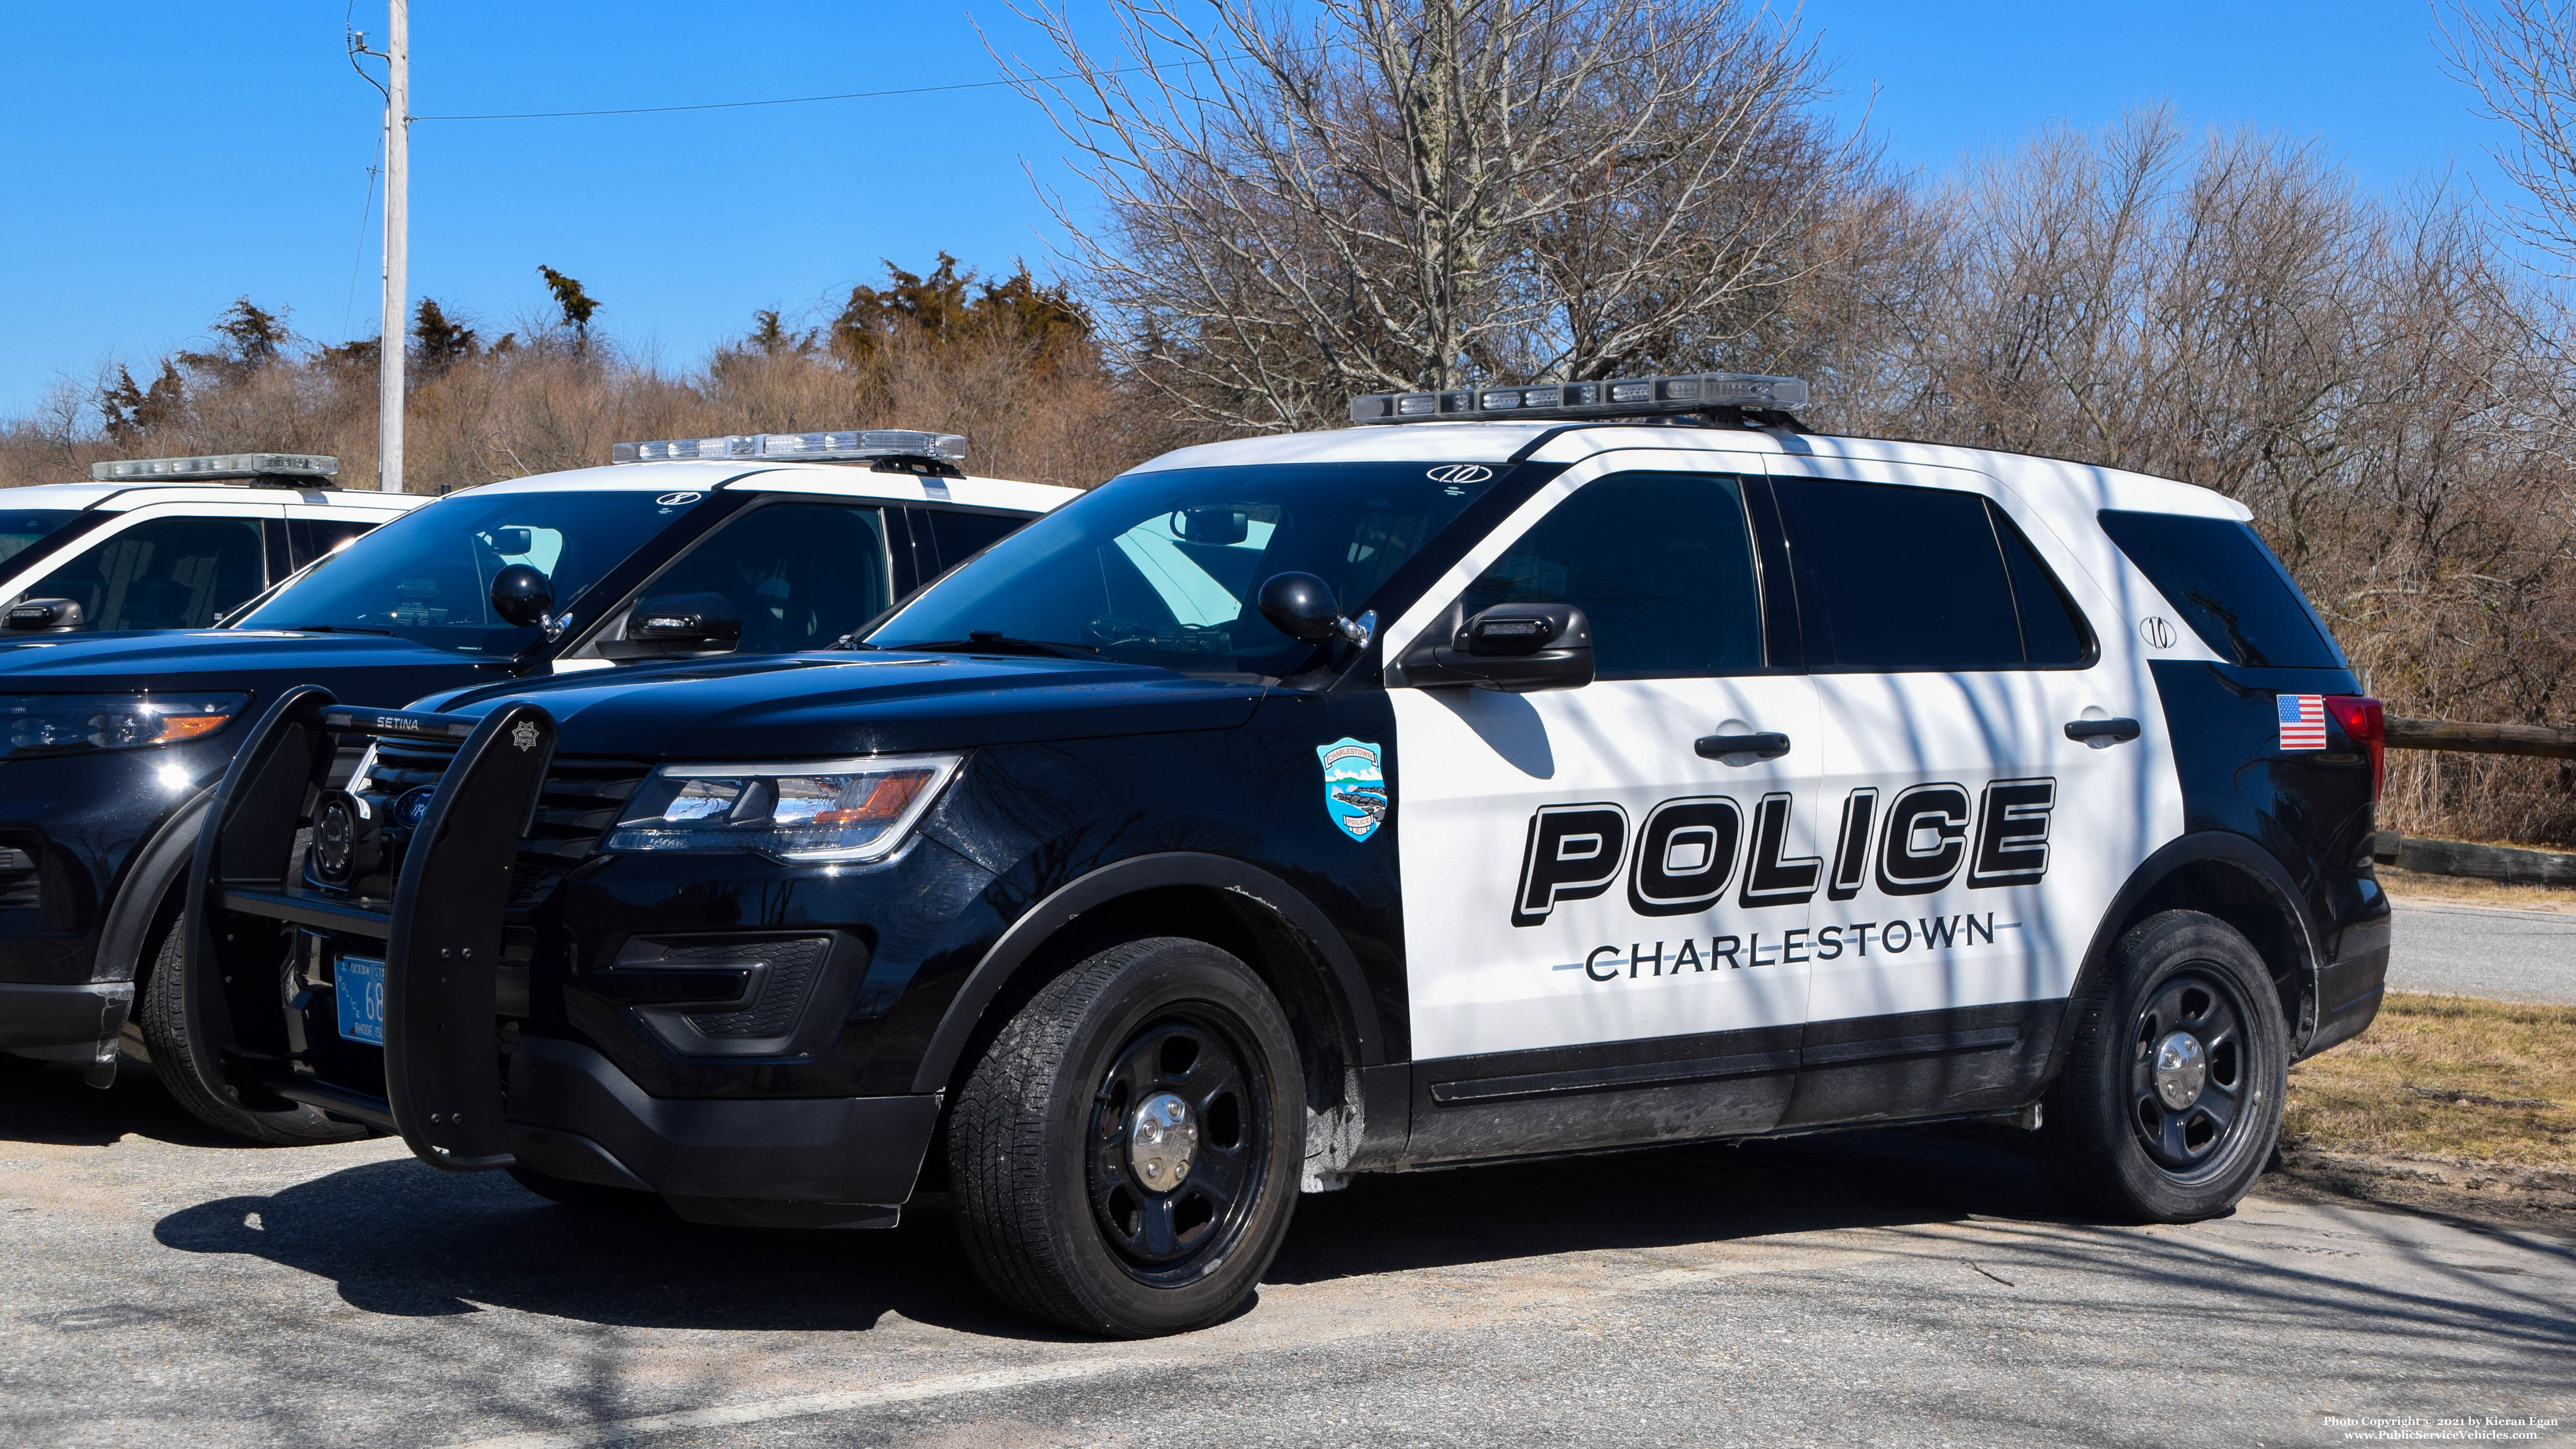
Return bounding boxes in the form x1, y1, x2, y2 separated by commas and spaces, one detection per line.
0, 981, 127, 1066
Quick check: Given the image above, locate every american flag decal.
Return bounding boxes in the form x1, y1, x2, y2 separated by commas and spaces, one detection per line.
2277, 693, 2328, 751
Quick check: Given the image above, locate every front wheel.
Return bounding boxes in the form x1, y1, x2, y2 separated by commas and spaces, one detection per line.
137, 924, 365, 1146
2041, 910, 2288, 1222
948, 936, 1305, 1337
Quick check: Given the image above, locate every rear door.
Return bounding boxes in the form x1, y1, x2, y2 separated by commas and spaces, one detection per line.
1767, 460, 2158, 1127
1386, 453, 1822, 1161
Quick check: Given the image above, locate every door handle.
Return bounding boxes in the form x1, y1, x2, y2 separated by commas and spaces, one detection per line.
1696, 732, 1792, 761
2064, 717, 2142, 744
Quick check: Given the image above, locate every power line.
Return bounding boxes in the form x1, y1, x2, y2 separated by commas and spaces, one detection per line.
409, 43, 1328, 122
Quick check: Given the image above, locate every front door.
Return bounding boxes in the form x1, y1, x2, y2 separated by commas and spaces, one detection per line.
1388, 461, 1822, 1162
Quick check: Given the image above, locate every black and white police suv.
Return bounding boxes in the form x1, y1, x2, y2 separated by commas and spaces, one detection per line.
180, 375, 2388, 1337
0, 452, 416, 635
0, 432, 1069, 1133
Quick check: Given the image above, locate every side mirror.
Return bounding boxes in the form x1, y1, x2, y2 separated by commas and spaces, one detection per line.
489, 565, 555, 628
1258, 572, 1342, 643
3, 598, 85, 633
596, 592, 743, 660
1391, 602, 1594, 693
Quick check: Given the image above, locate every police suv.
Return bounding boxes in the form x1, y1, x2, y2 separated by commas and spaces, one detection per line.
181, 376, 2388, 1338
0, 434, 1069, 1135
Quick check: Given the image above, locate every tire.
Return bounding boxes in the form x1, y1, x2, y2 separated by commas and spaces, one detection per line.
948, 936, 1306, 1338
2041, 910, 2288, 1222
137, 924, 366, 1146
505, 1164, 670, 1216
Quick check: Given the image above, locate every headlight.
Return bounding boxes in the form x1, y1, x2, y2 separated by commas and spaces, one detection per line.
0, 693, 249, 758
603, 753, 962, 862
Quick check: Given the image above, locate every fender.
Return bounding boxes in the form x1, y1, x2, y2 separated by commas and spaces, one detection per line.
2036, 830, 2322, 1092
910, 851, 1386, 1096
94, 788, 215, 988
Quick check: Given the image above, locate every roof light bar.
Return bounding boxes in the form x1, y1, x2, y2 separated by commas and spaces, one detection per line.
610, 430, 968, 465
1347, 372, 1808, 426
90, 452, 339, 483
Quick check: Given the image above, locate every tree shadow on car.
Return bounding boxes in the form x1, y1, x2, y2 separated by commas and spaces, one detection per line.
0, 1055, 240, 1150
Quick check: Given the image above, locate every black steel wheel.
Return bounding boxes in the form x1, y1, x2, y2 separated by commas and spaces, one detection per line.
2042, 909, 2287, 1222
1085, 1013, 1268, 1283
950, 936, 1304, 1337
2128, 968, 2254, 1173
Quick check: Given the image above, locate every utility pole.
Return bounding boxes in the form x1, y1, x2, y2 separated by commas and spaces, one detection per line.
377, 0, 408, 493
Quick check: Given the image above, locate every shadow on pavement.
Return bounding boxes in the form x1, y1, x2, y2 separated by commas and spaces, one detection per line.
143, 1118, 2073, 1340
0, 1053, 242, 1150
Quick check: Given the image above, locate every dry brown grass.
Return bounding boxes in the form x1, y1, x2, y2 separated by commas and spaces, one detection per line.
2285, 992, 2576, 1167
2376, 866, 2576, 914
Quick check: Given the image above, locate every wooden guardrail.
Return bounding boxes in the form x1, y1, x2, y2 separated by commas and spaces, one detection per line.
2379, 716, 2576, 884
2386, 716, 2576, 760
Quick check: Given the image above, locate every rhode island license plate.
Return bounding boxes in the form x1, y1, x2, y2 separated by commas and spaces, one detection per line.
336, 955, 386, 1047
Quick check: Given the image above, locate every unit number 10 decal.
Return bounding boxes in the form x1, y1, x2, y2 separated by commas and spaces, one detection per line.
1511, 779, 2057, 926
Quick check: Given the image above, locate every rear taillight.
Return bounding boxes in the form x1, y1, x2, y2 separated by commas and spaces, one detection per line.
2323, 694, 2384, 802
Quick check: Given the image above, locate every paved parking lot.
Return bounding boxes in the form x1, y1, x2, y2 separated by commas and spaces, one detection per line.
2389, 901, 2576, 1005
4, 1058, 2572, 1448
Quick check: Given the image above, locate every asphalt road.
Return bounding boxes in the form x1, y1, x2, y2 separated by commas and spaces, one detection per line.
2388, 901, 2576, 1005
4, 1058, 2571, 1449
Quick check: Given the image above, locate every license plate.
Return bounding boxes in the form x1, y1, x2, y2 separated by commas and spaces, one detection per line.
336, 955, 386, 1047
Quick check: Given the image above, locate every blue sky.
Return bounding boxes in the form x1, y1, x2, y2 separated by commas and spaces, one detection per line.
0, 1, 2510, 420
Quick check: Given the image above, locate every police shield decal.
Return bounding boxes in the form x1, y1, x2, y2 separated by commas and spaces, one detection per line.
1316, 738, 1388, 841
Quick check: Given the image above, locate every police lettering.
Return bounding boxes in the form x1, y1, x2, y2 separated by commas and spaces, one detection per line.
1576, 913, 2008, 983
1512, 781, 2056, 925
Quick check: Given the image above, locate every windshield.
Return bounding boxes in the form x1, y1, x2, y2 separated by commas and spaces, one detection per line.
236, 489, 704, 652
867, 463, 1492, 676
0, 510, 83, 571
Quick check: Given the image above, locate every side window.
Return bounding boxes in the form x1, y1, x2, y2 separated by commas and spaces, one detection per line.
2096, 509, 2341, 668
1774, 478, 2025, 672
18, 515, 267, 631
1457, 472, 1765, 678
289, 516, 378, 568
635, 502, 892, 654
917, 508, 1025, 579
1991, 504, 2096, 667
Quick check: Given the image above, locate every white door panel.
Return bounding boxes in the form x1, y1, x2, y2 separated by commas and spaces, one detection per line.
1395, 675, 1819, 1059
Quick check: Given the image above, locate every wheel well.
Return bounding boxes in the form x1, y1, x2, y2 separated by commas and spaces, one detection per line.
924, 883, 1370, 1190
121, 874, 192, 995
2118, 860, 2315, 1048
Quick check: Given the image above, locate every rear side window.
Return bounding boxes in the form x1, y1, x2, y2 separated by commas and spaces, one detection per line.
17, 515, 268, 631
2096, 510, 2340, 668
1458, 471, 1765, 678
1993, 508, 2096, 667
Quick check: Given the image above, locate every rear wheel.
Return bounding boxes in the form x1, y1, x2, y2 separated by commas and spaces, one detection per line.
137, 925, 365, 1146
948, 936, 1304, 1337
2042, 910, 2287, 1222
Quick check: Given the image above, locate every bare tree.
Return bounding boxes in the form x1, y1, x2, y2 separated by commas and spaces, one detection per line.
1001, 0, 1875, 430
2441, 0, 2576, 274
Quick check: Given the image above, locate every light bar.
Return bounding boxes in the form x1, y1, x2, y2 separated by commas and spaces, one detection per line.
1348, 372, 1808, 425
610, 430, 967, 465
90, 452, 339, 482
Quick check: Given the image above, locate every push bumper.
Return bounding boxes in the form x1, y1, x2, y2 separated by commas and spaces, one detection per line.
188, 690, 932, 1222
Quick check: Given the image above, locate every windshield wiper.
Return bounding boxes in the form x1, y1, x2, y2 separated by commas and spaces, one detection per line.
268, 625, 396, 636
880, 632, 1103, 660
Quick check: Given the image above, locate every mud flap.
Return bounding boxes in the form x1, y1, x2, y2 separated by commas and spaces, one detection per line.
384, 703, 555, 1171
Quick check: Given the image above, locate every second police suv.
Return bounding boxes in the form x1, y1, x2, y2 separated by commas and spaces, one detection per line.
180, 375, 2389, 1338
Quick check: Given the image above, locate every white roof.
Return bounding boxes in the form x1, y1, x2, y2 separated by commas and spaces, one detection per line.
451, 459, 1079, 515
0, 481, 424, 513
1132, 420, 2241, 522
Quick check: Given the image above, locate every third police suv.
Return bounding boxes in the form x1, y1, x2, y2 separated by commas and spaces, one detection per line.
179, 376, 2389, 1339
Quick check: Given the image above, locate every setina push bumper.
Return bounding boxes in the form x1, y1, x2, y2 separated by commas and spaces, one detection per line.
181, 687, 934, 1228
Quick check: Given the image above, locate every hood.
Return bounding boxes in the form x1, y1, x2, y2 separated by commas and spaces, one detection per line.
0, 629, 477, 690
420, 651, 1270, 758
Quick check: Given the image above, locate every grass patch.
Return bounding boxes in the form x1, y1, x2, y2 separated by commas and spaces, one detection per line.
2284, 991, 2576, 1167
